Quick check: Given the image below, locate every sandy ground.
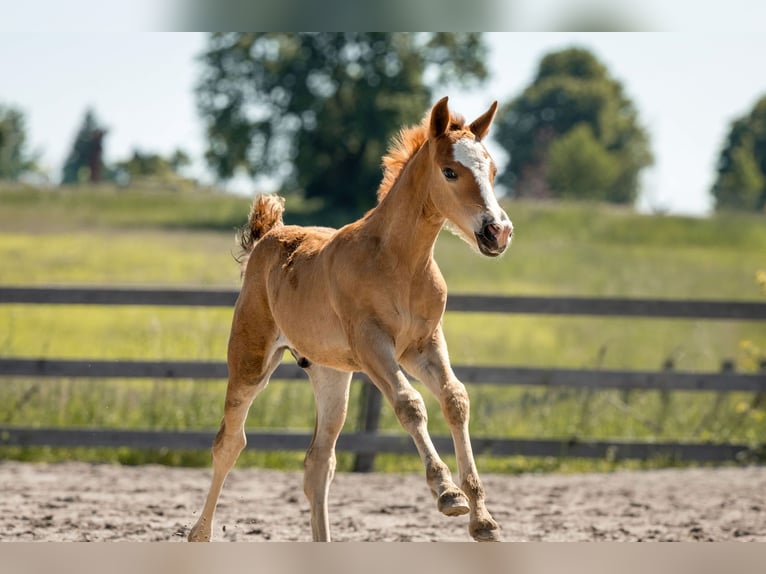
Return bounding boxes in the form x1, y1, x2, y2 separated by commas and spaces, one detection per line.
1, 461, 765, 542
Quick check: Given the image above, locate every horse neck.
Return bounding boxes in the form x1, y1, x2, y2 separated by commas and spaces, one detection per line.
365, 142, 444, 270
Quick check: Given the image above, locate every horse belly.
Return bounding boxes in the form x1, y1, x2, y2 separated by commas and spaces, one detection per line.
269, 275, 358, 372
284, 315, 358, 371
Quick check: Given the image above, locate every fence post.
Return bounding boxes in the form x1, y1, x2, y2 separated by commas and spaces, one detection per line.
751, 360, 766, 410
656, 357, 675, 432
352, 379, 383, 473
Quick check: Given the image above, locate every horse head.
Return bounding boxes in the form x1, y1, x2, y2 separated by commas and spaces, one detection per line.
427, 97, 513, 257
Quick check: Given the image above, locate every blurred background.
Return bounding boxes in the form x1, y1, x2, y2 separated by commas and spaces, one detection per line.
3, 32, 766, 217
0, 29, 764, 473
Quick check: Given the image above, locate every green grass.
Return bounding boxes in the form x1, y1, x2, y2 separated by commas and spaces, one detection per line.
436, 200, 766, 299
0, 185, 764, 472
0, 184, 252, 232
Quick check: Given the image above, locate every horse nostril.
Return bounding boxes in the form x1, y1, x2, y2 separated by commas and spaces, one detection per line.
484, 222, 502, 240
482, 221, 512, 247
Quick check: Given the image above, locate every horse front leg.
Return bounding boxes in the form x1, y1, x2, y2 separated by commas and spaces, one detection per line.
402, 331, 501, 542
353, 324, 469, 525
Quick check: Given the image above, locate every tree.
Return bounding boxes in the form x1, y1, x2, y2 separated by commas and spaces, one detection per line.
62, 108, 108, 184
547, 124, 621, 200
115, 148, 190, 179
113, 148, 194, 189
169, 149, 191, 173
196, 33, 488, 213
0, 103, 37, 180
493, 47, 652, 204
712, 96, 766, 212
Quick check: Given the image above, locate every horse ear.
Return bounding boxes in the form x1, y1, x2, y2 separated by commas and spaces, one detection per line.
469, 101, 498, 141
429, 96, 450, 139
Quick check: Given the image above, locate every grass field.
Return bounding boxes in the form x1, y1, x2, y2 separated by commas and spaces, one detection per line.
0, 184, 764, 473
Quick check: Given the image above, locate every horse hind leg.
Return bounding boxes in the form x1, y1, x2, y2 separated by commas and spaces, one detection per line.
188, 324, 284, 542
301, 362, 352, 542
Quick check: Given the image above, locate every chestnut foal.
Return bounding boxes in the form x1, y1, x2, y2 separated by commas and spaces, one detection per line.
188, 97, 512, 542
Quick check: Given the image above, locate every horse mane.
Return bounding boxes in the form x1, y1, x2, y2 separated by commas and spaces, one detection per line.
376, 110, 465, 203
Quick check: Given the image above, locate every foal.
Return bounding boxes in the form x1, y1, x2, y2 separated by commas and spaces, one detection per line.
188, 97, 513, 542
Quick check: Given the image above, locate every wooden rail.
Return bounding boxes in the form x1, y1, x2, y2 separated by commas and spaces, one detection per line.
1, 286, 765, 319
1, 426, 759, 463
1, 286, 765, 467
1, 358, 765, 393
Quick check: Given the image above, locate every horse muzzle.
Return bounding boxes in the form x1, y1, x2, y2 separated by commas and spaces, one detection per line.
475, 219, 513, 257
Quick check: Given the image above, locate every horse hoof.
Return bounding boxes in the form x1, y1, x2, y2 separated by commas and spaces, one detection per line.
437, 490, 470, 516
188, 532, 210, 542
470, 519, 501, 542
188, 524, 211, 542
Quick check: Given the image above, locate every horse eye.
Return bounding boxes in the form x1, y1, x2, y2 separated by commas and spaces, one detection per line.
442, 167, 457, 181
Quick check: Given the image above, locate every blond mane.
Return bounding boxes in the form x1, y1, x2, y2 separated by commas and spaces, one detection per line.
376, 110, 465, 203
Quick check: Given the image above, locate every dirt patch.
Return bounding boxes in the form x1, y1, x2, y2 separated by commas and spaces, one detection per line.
1, 461, 765, 541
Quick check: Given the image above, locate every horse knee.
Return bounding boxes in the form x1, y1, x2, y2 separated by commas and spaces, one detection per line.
443, 384, 470, 427
394, 392, 428, 431
212, 421, 246, 462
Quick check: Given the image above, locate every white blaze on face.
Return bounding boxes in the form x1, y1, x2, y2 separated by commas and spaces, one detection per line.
452, 137, 504, 220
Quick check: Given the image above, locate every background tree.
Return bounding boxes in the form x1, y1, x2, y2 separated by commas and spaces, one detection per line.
0, 103, 37, 180
712, 96, 766, 212
62, 108, 108, 184
169, 149, 191, 173
196, 32, 488, 214
493, 47, 652, 204
546, 124, 621, 201
115, 148, 190, 179
113, 148, 194, 189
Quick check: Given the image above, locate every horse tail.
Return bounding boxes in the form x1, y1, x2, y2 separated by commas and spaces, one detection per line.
236, 194, 285, 269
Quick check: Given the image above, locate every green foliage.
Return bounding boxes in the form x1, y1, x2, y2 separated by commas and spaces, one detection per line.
196, 32, 488, 215
61, 108, 108, 184
113, 148, 195, 189
712, 96, 766, 212
0, 103, 37, 180
546, 124, 620, 200
115, 148, 189, 178
494, 47, 652, 204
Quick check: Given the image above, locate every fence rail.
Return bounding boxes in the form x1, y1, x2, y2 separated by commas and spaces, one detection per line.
2, 285, 766, 319
1, 358, 765, 393
1, 286, 765, 467
1, 427, 759, 463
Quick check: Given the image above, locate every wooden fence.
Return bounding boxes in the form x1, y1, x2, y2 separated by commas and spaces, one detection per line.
1, 286, 765, 468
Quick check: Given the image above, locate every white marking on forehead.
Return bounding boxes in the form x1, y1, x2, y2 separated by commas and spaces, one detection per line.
453, 137, 491, 179
452, 137, 502, 216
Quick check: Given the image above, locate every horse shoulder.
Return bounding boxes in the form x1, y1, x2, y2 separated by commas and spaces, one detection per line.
414, 258, 448, 308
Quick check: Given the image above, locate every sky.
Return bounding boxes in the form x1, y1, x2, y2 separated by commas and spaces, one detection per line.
2, 32, 766, 216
